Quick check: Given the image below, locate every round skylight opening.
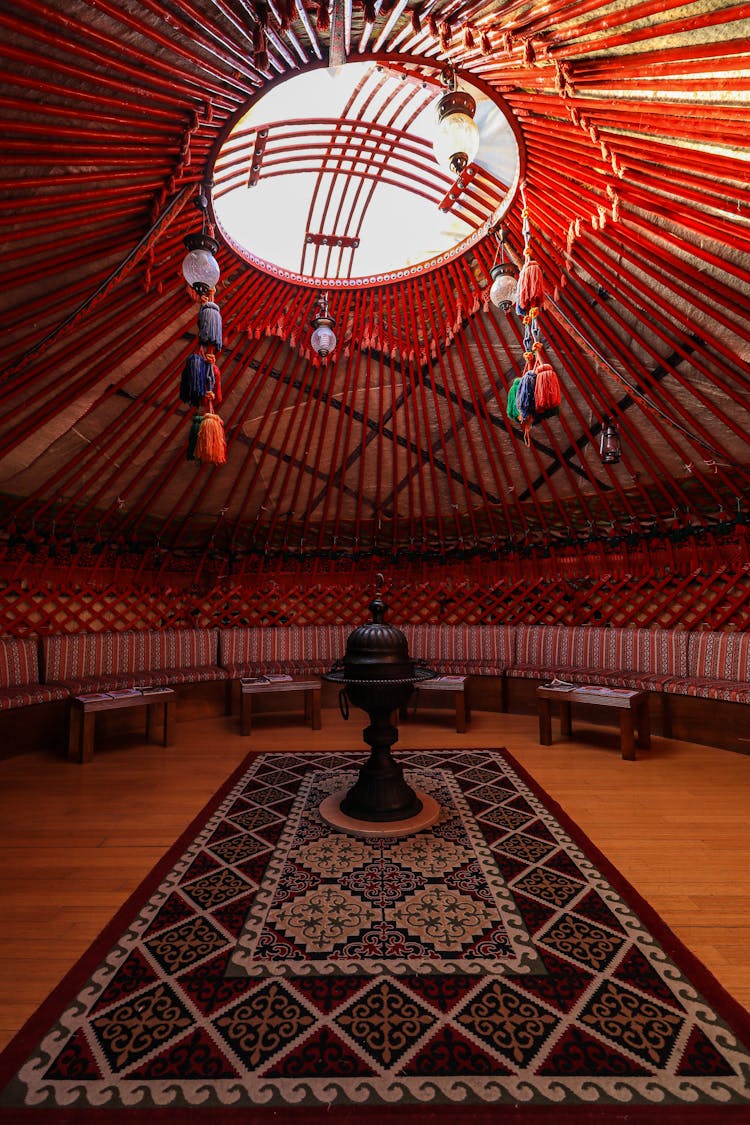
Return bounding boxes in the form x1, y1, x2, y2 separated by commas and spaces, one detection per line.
211, 61, 521, 287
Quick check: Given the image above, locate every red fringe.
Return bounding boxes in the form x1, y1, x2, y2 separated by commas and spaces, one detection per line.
317, 1, 330, 31
463, 25, 475, 50
364, 0, 376, 22
410, 5, 421, 32
426, 13, 438, 36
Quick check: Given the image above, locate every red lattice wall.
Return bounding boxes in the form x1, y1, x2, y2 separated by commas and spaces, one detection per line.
2, 534, 750, 636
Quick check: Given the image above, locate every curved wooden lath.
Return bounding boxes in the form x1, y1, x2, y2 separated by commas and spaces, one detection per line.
1, 0, 749, 570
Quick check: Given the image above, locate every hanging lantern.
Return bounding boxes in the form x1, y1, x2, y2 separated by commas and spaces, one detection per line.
600, 418, 621, 464
490, 263, 518, 311
433, 66, 480, 176
182, 186, 220, 296
182, 232, 220, 296
311, 292, 336, 358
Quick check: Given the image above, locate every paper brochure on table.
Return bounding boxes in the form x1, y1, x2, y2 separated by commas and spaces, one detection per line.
546, 678, 577, 691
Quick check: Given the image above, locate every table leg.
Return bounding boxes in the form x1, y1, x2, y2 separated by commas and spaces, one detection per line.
311, 688, 322, 730
80, 711, 96, 764
68, 704, 82, 762
539, 698, 552, 745
240, 693, 252, 736
620, 709, 636, 761
164, 698, 175, 745
636, 699, 650, 750
559, 700, 572, 737
455, 691, 467, 733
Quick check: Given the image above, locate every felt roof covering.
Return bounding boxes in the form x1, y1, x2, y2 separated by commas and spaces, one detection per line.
1, 0, 749, 568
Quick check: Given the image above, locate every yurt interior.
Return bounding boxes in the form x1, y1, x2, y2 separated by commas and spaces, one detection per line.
1, 1, 750, 1119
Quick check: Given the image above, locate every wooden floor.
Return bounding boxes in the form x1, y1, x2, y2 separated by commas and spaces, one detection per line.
1, 705, 749, 1054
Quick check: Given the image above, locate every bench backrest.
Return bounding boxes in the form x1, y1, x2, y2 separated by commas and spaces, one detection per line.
42, 628, 218, 680
0, 637, 40, 687
688, 630, 750, 683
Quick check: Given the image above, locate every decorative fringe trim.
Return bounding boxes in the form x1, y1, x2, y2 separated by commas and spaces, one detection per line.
317, 0, 330, 31
439, 19, 452, 49
410, 5, 422, 32
364, 0, 376, 22
463, 24, 475, 50
278, 0, 294, 31
195, 412, 227, 464
426, 13, 438, 37
480, 30, 490, 54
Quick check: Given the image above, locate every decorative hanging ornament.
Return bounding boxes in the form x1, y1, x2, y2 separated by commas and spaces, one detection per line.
311, 291, 337, 358
433, 65, 480, 176
489, 227, 518, 311
182, 186, 220, 297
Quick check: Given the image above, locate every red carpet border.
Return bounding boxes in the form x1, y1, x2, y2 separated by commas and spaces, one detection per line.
1, 747, 749, 1123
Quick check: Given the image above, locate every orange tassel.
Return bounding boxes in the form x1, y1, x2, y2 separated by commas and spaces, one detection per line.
195, 413, 226, 464
534, 361, 561, 410
517, 258, 545, 310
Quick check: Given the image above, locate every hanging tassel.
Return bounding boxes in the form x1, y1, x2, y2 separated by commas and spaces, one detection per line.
426, 13, 438, 36
278, 0, 294, 30
410, 4, 422, 32
533, 360, 561, 411
180, 353, 211, 406
186, 413, 204, 461
506, 377, 521, 421
516, 258, 545, 311
317, 0, 330, 31
195, 411, 227, 465
516, 369, 536, 422
439, 20, 452, 49
198, 299, 222, 351
480, 30, 491, 54
463, 24, 475, 50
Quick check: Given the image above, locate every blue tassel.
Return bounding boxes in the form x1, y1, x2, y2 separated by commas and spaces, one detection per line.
180, 354, 211, 406
516, 370, 536, 420
198, 301, 223, 350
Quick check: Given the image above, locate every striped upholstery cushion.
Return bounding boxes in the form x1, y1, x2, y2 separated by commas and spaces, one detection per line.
403, 624, 512, 674
665, 630, 750, 701
42, 629, 224, 686
220, 626, 348, 676
686, 631, 750, 682
509, 625, 576, 676
0, 637, 40, 687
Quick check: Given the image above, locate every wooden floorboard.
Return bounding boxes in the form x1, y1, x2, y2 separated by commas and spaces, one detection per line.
1, 707, 749, 1052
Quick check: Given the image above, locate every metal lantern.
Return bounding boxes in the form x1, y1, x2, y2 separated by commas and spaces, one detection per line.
433, 68, 479, 176
489, 262, 518, 311
600, 418, 621, 464
182, 232, 220, 296
311, 292, 337, 358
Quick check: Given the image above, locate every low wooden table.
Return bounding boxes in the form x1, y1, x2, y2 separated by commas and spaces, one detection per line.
68, 688, 176, 764
411, 675, 469, 732
240, 676, 322, 736
537, 683, 650, 761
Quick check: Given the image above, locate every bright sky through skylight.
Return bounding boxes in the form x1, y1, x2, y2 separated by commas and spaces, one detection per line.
212, 62, 520, 285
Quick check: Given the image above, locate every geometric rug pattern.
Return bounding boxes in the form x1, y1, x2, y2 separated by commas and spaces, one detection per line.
1, 748, 749, 1119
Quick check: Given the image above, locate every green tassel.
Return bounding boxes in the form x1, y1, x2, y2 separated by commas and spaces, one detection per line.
187, 413, 204, 461
506, 377, 521, 421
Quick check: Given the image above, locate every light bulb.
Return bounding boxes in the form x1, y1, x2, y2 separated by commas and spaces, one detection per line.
182, 233, 220, 295
311, 321, 337, 357
489, 264, 518, 311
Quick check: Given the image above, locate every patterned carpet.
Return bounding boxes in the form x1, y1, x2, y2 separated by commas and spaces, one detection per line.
1, 747, 749, 1123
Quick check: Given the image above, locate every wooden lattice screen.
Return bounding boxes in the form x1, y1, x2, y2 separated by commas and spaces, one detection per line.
2, 540, 750, 635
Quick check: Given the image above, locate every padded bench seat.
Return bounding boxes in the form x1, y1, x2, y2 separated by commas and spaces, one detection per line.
220, 625, 349, 679
666, 631, 750, 703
